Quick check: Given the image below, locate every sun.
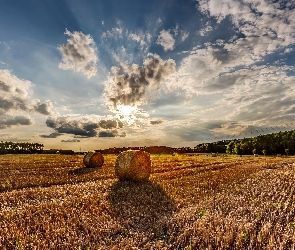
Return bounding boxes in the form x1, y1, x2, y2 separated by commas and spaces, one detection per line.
117, 105, 137, 116
116, 105, 139, 124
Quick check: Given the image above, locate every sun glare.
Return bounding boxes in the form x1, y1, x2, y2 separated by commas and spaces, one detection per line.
116, 105, 139, 124
117, 105, 137, 116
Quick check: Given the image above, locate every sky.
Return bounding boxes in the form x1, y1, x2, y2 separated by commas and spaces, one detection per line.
1, 0, 295, 151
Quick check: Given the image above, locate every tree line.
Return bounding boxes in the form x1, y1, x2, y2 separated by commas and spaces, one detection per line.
195, 130, 295, 155
0, 141, 44, 154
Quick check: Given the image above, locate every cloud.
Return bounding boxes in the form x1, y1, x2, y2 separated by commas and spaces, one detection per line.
102, 27, 123, 39
99, 119, 123, 129
33, 100, 53, 115
181, 31, 189, 41
101, 22, 153, 59
128, 31, 152, 53
171, 31, 294, 96
58, 29, 98, 78
150, 120, 164, 125
45, 116, 125, 138
46, 117, 99, 137
165, 0, 295, 99
221, 66, 295, 125
39, 133, 62, 138
0, 80, 11, 92
104, 53, 176, 109
61, 139, 81, 143
199, 24, 213, 36
0, 70, 31, 101
0, 96, 27, 111
0, 115, 33, 129
0, 70, 51, 129
210, 122, 248, 136
156, 29, 175, 51
197, 0, 295, 56
98, 130, 126, 137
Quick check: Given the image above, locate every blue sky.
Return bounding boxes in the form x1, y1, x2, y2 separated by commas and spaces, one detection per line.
1, 0, 295, 151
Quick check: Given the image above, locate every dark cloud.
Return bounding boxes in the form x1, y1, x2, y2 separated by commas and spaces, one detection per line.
0, 95, 51, 115
99, 130, 126, 137
106, 54, 176, 108
0, 96, 28, 111
46, 118, 58, 128
61, 139, 81, 143
99, 119, 123, 129
46, 117, 124, 138
0, 115, 33, 129
0, 98, 15, 111
58, 122, 98, 137
150, 120, 164, 125
98, 131, 116, 137
46, 117, 99, 137
39, 133, 62, 138
212, 48, 230, 63
34, 102, 52, 115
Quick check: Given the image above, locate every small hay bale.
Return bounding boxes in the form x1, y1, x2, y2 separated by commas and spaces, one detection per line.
115, 150, 151, 181
83, 151, 104, 168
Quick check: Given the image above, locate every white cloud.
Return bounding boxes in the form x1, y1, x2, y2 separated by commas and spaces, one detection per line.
181, 31, 189, 41
0, 70, 52, 129
101, 22, 153, 61
283, 48, 293, 54
156, 29, 175, 51
129, 31, 152, 53
172, 24, 179, 36
199, 24, 213, 36
198, 0, 295, 56
171, 0, 295, 98
58, 29, 98, 78
168, 42, 295, 132
102, 27, 123, 39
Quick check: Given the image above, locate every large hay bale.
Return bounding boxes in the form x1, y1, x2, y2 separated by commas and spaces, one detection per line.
115, 150, 151, 181
83, 151, 104, 168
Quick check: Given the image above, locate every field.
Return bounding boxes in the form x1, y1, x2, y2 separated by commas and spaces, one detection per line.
0, 154, 295, 249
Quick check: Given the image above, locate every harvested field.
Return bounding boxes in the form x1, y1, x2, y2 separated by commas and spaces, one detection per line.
0, 154, 295, 249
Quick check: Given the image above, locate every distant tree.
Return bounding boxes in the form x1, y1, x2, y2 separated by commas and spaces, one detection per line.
285, 148, 289, 157
195, 130, 295, 155
226, 141, 235, 154
262, 149, 267, 156
0, 141, 44, 154
233, 142, 242, 155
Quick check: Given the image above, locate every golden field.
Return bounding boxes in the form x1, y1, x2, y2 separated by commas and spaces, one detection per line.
0, 154, 295, 249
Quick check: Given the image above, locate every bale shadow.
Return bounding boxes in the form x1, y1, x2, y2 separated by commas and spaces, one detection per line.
68, 167, 99, 175
106, 180, 177, 235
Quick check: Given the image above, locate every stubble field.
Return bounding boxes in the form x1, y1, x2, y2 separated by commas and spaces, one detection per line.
0, 153, 295, 249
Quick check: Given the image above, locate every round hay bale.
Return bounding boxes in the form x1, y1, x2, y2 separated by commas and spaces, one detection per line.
115, 150, 151, 181
83, 151, 104, 168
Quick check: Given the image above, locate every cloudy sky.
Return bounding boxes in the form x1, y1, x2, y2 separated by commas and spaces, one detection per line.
1, 0, 295, 151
